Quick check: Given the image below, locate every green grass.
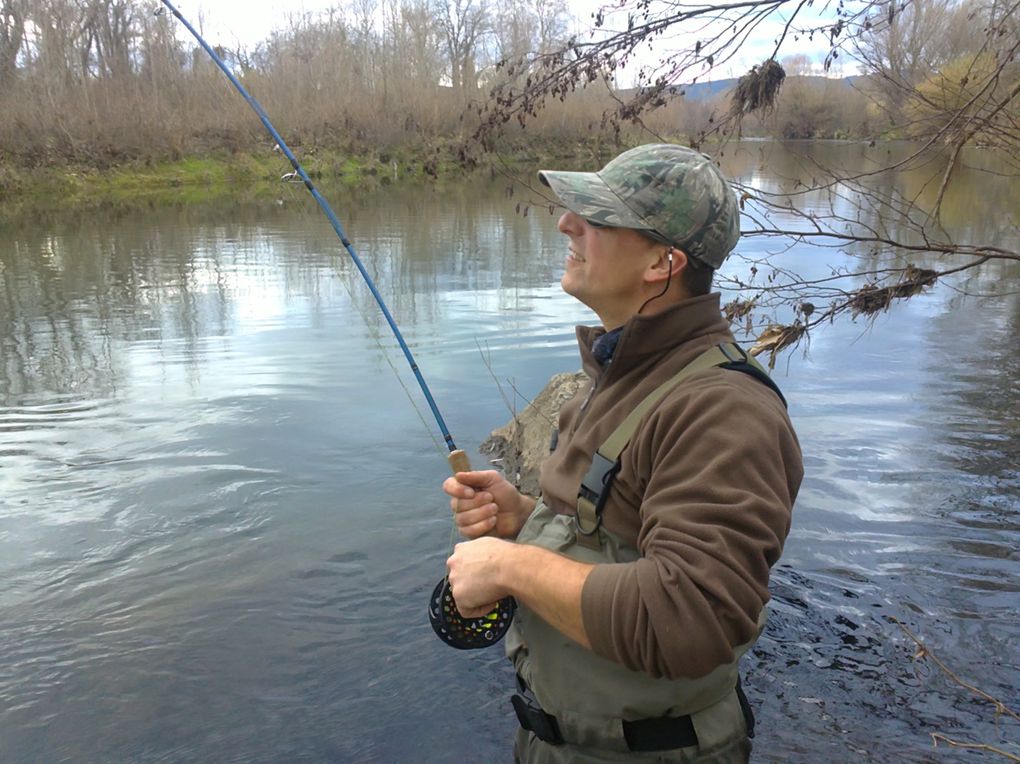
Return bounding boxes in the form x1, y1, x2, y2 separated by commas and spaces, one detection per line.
0, 149, 432, 218
0, 137, 635, 221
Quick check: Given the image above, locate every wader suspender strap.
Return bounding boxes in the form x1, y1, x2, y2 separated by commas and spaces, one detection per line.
574, 342, 781, 549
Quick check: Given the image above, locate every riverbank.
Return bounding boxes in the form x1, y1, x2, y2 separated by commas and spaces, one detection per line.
0, 138, 623, 221
0, 146, 447, 216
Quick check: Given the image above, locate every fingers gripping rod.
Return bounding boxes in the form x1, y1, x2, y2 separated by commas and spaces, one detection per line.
157, 0, 468, 473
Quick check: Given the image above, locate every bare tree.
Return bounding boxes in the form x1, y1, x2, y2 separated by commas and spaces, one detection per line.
433, 0, 490, 98
0, 0, 26, 92
859, 0, 974, 86
26, 0, 85, 83
80, 0, 137, 79
493, 0, 569, 63
855, 0, 986, 130
393, 0, 445, 85
380, 0, 448, 129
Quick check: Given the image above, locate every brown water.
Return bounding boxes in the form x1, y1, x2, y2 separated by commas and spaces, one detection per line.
1, 142, 1018, 762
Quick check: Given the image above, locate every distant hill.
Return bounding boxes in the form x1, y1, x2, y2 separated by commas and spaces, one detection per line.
618, 74, 864, 103
677, 79, 737, 101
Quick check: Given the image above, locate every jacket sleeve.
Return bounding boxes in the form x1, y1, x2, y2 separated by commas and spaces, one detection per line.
579, 370, 803, 679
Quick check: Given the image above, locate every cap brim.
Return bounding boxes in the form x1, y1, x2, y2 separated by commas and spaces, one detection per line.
538, 170, 650, 231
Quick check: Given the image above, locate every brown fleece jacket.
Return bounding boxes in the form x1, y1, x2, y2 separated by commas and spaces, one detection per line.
538, 293, 803, 680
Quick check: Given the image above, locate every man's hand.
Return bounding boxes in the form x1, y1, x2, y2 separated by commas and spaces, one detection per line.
442, 470, 535, 540
446, 536, 512, 617
445, 537, 595, 647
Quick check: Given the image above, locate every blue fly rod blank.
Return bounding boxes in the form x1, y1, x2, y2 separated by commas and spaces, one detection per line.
157, 3, 517, 653
158, 0, 469, 473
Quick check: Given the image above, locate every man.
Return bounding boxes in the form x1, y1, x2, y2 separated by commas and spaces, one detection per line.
443, 144, 803, 763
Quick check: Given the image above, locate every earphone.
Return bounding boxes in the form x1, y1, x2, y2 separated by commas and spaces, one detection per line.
640, 248, 674, 315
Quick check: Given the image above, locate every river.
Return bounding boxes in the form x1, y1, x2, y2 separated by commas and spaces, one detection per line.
1, 142, 1018, 762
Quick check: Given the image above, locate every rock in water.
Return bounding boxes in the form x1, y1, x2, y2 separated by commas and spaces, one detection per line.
480, 371, 588, 496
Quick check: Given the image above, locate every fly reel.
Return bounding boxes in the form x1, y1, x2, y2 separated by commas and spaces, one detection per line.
430, 449, 516, 649
429, 576, 515, 650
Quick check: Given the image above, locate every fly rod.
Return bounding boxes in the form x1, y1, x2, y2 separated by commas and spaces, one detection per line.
156, 1, 458, 463
157, 0, 513, 649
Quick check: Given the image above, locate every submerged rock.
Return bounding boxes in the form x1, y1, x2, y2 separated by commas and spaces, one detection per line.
480, 371, 588, 496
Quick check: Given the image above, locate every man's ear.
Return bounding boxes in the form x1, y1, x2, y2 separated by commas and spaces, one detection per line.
646, 247, 688, 283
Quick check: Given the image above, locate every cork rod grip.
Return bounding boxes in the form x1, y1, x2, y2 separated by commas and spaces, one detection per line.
447, 449, 471, 474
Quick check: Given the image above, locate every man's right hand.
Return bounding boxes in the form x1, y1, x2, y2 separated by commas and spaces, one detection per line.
442, 470, 536, 540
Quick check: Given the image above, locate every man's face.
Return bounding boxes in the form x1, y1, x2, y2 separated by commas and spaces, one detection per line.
557, 210, 661, 326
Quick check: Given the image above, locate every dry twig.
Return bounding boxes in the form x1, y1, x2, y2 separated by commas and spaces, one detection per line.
894, 618, 1020, 761
930, 734, 1020, 761
894, 618, 1020, 724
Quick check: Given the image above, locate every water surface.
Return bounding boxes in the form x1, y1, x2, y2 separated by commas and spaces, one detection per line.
1, 142, 1018, 762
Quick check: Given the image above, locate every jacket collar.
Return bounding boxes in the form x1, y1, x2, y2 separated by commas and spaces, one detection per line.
576, 293, 730, 376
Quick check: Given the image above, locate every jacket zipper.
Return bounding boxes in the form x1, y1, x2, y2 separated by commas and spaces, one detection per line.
569, 325, 630, 435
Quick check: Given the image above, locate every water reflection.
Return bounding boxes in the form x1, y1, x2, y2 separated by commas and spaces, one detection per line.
0, 182, 578, 403
726, 140, 1020, 234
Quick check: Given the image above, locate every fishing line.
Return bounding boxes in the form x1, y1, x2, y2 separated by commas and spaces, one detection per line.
278, 187, 471, 584
294, 200, 449, 460
157, 0, 513, 650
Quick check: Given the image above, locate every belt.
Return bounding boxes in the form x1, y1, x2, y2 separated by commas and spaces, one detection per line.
512, 675, 756, 752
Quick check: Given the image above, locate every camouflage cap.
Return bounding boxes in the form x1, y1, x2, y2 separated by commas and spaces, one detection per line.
538, 143, 740, 268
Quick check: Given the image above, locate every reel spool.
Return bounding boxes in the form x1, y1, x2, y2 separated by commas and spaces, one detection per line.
429, 577, 516, 650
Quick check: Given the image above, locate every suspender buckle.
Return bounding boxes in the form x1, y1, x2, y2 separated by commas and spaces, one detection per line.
575, 451, 619, 537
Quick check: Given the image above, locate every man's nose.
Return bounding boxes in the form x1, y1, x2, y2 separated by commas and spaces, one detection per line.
558, 210, 583, 234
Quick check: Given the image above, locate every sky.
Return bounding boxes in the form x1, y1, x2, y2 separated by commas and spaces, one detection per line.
175, 0, 848, 82
175, 1, 338, 50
